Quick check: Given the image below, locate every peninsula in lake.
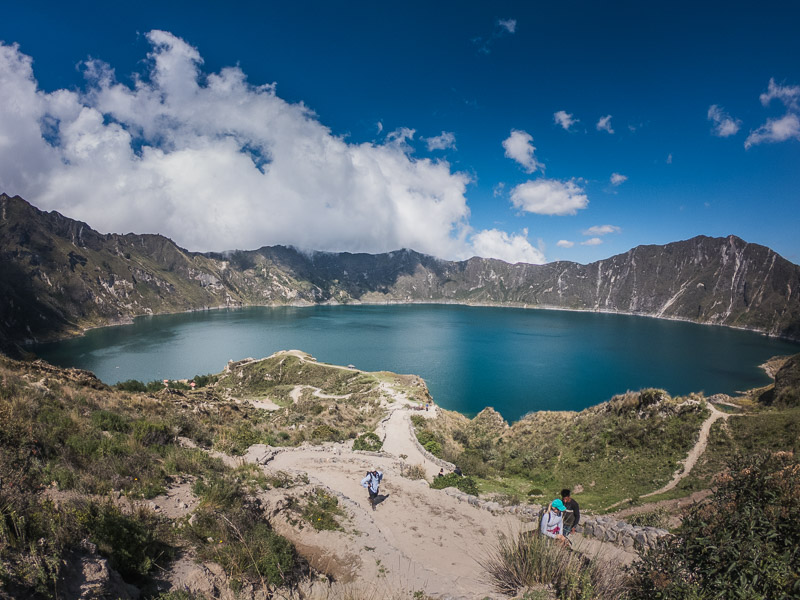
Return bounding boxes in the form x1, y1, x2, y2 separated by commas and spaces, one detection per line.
2, 193, 799, 351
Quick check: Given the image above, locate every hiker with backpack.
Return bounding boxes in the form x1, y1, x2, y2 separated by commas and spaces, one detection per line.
361, 469, 383, 511
540, 498, 569, 545
560, 489, 580, 537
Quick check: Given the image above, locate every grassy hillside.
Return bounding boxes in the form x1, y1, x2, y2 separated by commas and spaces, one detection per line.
0, 352, 411, 597
412, 359, 800, 510
2, 350, 798, 597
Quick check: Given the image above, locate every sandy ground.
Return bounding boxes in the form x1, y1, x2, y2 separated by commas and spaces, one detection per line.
164, 364, 643, 598
245, 378, 634, 599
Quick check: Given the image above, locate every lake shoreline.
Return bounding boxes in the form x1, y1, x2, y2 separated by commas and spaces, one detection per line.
32, 303, 799, 423
25, 297, 798, 348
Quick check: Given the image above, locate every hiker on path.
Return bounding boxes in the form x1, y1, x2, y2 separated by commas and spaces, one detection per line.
561, 489, 580, 536
540, 499, 569, 545
361, 469, 383, 511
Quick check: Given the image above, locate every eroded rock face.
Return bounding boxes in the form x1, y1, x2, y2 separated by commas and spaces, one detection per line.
2, 193, 799, 346
59, 539, 138, 600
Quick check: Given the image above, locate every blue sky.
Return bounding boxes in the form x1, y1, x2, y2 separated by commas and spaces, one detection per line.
1, 1, 798, 264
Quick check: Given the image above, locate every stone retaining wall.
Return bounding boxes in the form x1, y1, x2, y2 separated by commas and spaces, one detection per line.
407, 417, 456, 470
440, 488, 669, 551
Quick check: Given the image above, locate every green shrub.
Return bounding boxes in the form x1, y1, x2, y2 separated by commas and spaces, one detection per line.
301, 488, 345, 531
80, 502, 172, 581
410, 414, 426, 428
627, 452, 800, 599
243, 523, 297, 585
193, 475, 242, 510
423, 440, 442, 457
91, 410, 130, 433
456, 448, 491, 477
114, 379, 147, 393
214, 425, 262, 455
352, 432, 383, 452
431, 473, 479, 496
311, 424, 341, 442
145, 380, 167, 393
133, 420, 172, 446
65, 432, 101, 458
164, 447, 225, 478
192, 374, 214, 388
187, 505, 298, 587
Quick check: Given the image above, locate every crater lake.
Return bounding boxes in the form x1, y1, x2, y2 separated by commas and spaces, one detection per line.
35, 305, 800, 422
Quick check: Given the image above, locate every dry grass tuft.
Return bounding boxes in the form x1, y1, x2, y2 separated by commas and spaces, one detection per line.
480, 531, 628, 599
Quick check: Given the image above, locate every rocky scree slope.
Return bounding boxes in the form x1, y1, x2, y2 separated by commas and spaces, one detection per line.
2, 193, 799, 350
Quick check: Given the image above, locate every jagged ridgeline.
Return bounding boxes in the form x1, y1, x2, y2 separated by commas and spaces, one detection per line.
1, 193, 800, 351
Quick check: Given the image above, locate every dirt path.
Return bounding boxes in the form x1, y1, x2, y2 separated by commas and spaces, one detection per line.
242, 378, 634, 598
289, 385, 352, 404
642, 402, 734, 498
177, 361, 638, 598
260, 449, 518, 598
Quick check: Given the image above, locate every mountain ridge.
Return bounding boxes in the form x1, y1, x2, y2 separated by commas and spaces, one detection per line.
2, 193, 799, 350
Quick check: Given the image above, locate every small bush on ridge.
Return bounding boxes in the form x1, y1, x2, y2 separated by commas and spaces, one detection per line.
431, 473, 479, 496
352, 432, 383, 452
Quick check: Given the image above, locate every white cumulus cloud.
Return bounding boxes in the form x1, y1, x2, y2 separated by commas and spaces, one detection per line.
497, 19, 517, 34
707, 104, 741, 137
502, 129, 543, 173
556, 240, 574, 248
553, 110, 577, 131
510, 179, 588, 216
425, 131, 456, 151
582, 225, 620, 236
0, 32, 540, 263
744, 113, 800, 149
610, 173, 627, 186
581, 237, 603, 246
760, 78, 800, 109
596, 115, 614, 134
470, 228, 545, 264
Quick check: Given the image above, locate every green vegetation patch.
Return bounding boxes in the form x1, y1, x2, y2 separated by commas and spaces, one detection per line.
352, 431, 383, 452
0, 356, 303, 597
627, 452, 800, 599
430, 473, 479, 496
301, 488, 346, 531
421, 389, 711, 509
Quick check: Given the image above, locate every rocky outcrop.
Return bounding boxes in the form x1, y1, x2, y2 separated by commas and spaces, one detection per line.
58, 539, 138, 600
2, 193, 799, 347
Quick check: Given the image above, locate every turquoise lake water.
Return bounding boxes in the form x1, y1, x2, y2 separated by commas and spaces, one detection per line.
35, 305, 799, 422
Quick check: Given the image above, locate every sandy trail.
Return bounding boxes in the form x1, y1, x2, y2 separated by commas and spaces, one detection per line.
261, 449, 518, 598
643, 402, 736, 498
232, 368, 635, 598
244, 376, 516, 598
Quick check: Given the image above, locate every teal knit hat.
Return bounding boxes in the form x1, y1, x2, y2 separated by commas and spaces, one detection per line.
551, 499, 566, 511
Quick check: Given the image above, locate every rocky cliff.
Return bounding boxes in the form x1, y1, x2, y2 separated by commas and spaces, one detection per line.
2, 193, 799, 348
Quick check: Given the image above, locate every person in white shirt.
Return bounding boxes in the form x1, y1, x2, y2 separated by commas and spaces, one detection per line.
360, 469, 383, 511
540, 498, 569, 545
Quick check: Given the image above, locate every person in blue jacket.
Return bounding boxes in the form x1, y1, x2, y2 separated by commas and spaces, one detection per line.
361, 469, 383, 511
